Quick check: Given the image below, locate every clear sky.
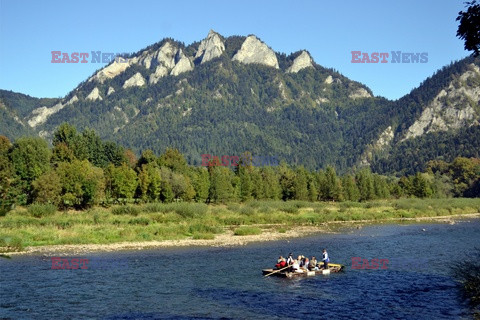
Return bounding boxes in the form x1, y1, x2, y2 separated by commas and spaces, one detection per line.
0, 0, 470, 100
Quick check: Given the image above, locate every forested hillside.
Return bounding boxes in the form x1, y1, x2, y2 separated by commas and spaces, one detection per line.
1, 31, 479, 176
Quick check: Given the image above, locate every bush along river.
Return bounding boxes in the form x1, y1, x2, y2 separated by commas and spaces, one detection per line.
1, 218, 479, 319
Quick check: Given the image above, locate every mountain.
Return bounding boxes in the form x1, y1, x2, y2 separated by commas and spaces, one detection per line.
0, 90, 57, 138
365, 57, 480, 174
1, 30, 479, 174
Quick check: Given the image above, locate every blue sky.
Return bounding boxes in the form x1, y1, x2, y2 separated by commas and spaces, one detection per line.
0, 0, 470, 100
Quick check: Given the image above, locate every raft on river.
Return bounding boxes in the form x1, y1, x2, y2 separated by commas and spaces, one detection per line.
262, 263, 345, 279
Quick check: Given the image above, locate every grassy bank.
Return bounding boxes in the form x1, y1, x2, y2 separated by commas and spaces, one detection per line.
1, 198, 480, 253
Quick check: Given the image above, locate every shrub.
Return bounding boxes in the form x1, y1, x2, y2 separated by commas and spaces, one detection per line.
111, 205, 140, 216
188, 223, 222, 234
234, 226, 262, 236
227, 203, 241, 212
258, 206, 273, 214
128, 217, 150, 225
192, 233, 215, 240
0, 236, 23, 252
277, 227, 288, 233
240, 206, 255, 216
28, 203, 57, 218
246, 200, 261, 209
143, 203, 169, 213
291, 200, 310, 208
282, 206, 299, 214
171, 203, 208, 218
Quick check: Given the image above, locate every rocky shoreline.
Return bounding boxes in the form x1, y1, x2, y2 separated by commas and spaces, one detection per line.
4, 213, 479, 256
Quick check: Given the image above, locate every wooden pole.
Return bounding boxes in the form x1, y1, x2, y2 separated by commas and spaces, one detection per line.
264, 264, 291, 277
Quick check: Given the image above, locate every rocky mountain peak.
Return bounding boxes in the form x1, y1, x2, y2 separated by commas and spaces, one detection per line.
287, 51, 314, 73
195, 29, 225, 64
156, 42, 177, 69
232, 35, 279, 69
171, 49, 194, 76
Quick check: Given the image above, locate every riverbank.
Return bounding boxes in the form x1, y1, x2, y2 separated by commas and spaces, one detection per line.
3, 210, 479, 256
2, 198, 480, 255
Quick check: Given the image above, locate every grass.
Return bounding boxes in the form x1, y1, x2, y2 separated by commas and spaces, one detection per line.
1, 198, 479, 252
28, 203, 57, 218
233, 226, 262, 236
192, 232, 215, 240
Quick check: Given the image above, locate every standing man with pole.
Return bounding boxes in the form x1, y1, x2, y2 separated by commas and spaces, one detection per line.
322, 248, 329, 270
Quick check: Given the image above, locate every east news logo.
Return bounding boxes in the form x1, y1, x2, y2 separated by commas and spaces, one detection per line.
351, 51, 428, 63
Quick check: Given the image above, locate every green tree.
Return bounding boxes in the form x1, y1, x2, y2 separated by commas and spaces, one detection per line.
191, 167, 210, 202
316, 170, 328, 201
411, 172, 433, 198
389, 179, 404, 199
208, 166, 234, 203
449, 157, 480, 196
158, 148, 188, 173
373, 174, 390, 199
159, 167, 175, 202
237, 166, 253, 201
356, 168, 375, 201
53, 123, 78, 147
53, 123, 88, 160
103, 141, 126, 167
137, 162, 162, 201
293, 167, 309, 200
261, 167, 281, 200
398, 176, 413, 196
250, 168, 265, 200
32, 170, 62, 206
0, 136, 16, 215
159, 167, 195, 201
51, 142, 75, 165
136, 149, 157, 169
307, 172, 319, 202
457, 0, 480, 56
9, 137, 51, 203
81, 129, 107, 168
278, 162, 295, 200
56, 159, 105, 208
106, 163, 138, 200
342, 174, 360, 201
325, 166, 343, 201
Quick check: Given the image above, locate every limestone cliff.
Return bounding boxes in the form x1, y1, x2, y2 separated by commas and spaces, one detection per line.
232, 35, 279, 69
287, 51, 314, 73
123, 72, 146, 88
86, 87, 103, 101
171, 49, 194, 76
195, 30, 225, 64
403, 63, 480, 140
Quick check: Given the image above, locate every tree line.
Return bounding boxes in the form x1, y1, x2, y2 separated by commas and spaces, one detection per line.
1, 124, 479, 214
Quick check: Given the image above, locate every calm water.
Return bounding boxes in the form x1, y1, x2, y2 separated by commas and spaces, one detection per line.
1, 219, 479, 319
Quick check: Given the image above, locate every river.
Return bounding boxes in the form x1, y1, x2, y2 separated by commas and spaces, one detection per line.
1, 218, 479, 319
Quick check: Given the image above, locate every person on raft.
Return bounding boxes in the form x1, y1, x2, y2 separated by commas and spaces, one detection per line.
286, 253, 294, 265
275, 256, 287, 269
309, 256, 318, 271
302, 257, 310, 271
322, 249, 330, 269
291, 259, 303, 273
